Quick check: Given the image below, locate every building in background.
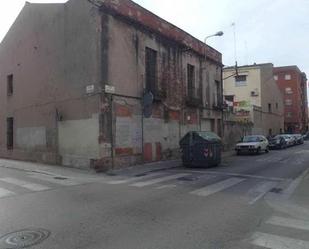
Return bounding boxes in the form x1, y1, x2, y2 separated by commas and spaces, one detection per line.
0, 0, 223, 170
273, 66, 308, 133
223, 63, 284, 136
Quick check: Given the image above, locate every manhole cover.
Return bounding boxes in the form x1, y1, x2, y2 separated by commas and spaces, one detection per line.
53, 176, 68, 180
0, 228, 50, 249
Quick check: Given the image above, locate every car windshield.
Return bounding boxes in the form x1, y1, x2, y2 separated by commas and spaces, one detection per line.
242, 136, 260, 142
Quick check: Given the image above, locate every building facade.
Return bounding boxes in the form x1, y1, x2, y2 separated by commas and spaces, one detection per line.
273, 66, 308, 133
0, 0, 223, 170
223, 63, 284, 136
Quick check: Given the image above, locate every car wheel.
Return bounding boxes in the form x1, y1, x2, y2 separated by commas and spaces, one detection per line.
265, 147, 269, 153
236, 150, 241, 156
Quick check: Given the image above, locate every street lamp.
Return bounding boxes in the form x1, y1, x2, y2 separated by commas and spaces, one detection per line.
204, 31, 224, 61
203, 30, 224, 83
204, 31, 224, 43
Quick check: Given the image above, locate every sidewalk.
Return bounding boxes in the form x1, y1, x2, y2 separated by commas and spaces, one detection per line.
0, 150, 236, 177
0, 158, 100, 180
107, 150, 236, 176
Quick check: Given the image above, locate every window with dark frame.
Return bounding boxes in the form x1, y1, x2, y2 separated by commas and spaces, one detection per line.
235, 75, 247, 86
268, 103, 272, 113
225, 95, 234, 102
145, 47, 157, 94
7, 74, 13, 96
215, 80, 221, 106
7, 117, 14, 150
187, 64, 195, 98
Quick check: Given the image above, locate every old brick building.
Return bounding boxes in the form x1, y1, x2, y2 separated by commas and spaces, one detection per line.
273, 66, 308, 133
0, 0, 223, 170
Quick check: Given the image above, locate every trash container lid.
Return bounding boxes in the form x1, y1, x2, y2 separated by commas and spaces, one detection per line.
194, 131, 221, 142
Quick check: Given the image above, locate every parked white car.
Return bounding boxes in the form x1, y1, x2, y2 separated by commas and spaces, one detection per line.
235, 135, 269, 155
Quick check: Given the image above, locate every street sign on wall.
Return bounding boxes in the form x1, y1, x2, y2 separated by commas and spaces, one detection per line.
105, 85, 115, 94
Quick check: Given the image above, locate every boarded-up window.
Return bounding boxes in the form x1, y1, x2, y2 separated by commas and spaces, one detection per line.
187, 64, 195, 98
145, 47, 157, 94
7, 117, 13, 149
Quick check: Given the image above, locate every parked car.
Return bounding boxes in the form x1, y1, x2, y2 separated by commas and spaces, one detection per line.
281, 134, 295, 147
292, 134, 304, 145
269, 136, 287, 150
235, 135, 269, 155
303, 132, 309, 141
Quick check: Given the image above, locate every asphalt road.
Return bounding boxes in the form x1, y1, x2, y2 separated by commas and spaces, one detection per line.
0, 143, 309, 249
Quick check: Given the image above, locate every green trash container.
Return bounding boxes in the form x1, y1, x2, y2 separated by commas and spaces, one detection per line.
180, 131, 222, 167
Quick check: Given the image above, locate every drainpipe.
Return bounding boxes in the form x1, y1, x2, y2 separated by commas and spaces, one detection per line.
109, 94, 115, 169
55, 108, 60, 164
220, 66, 225, 150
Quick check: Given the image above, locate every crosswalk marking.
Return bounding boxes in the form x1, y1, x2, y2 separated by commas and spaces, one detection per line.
248, 181, 278, 205
190, 177, 245, 197
131, 173, 190, 187
28, 174, 79, 186
282, 169, 309, 199
107, 172, 164, 185
0, 187, 15, 198
266, 216, 309, 231
0, 177, 50, 191
156, 184, 177, 190
180, 170, 287, 182
250, 232, 309, 249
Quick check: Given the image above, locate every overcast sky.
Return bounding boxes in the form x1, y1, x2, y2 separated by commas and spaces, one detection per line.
1, 0, 309, 76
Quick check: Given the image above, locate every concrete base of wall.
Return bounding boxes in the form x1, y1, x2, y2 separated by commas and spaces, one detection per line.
0, 149, 58, 166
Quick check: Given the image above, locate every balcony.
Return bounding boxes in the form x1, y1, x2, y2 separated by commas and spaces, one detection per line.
153, 89, 167, 102
213, 101, 225, 111
186, 88, 202, 107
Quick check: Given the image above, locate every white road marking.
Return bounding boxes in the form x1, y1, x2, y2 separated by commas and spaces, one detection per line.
266, 216, 309, 231
180, 170, 288, 182
156, 184, 177, 190
295, 150, 309, 154
190, 177, 245, 197
28, 174, 79, 186
0, 177, 50, 191
131, 173, 189, 187
107, 172, 164, 185
248, 181, 278, 205
281, 169, 309, 199
250, 232, 309, 249
0, 187, 15, 198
